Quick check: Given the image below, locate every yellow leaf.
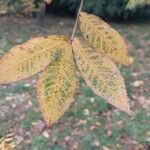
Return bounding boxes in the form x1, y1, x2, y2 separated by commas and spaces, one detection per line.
132, 80, 144, 87
0, 35, 68, 84
79, 12, 131, 66
0, 132, 16, 150
72, 38, 133, 115
37, 42, 76, 126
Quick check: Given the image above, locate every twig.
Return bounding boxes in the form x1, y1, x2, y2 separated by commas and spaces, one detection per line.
71, 0, 83, 41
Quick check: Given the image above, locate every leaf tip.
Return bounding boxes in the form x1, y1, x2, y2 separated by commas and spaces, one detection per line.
122, 103, 134, 116
127, 109, 134, 116
123, 59, 132, 66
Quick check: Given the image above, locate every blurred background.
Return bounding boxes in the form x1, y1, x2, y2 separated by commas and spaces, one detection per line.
0, 0, 150, 150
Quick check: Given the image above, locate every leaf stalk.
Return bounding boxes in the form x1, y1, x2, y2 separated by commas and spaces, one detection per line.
71, 0, 83, 41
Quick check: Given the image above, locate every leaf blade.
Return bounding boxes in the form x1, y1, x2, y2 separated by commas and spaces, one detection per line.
72, 38, 133, 115
37, 42, 76, 126
79, 12, 131, 66
0, 35, 68, 84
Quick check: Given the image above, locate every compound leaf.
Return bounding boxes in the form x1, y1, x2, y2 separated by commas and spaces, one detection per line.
0, 35, 68, 84
72, 38, 133, 115
37, 42, 76, 126
79, 12, 131, 66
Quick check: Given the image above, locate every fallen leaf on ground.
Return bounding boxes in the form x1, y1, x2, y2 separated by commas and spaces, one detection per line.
132, 80, 144, 87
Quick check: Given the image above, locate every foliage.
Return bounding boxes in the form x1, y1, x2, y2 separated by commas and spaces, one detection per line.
0, 0, 36, 16
72, 38, 132, 115
0, 0, 9, 15
79, 12, 131, 65
0, 35, 67, 84
0, 11, 133, 126
37, 42, 76, 126
50, 0, 150, 20
0, 15, 149, 149
127, 0, 150, 9
1, 0, 150, 19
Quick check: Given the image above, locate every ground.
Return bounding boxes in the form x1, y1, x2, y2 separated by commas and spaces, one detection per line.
0, 15, 150, 150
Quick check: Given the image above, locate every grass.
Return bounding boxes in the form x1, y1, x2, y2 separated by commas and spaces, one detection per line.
30, 136, 50, 150
0, 16, 150, 150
